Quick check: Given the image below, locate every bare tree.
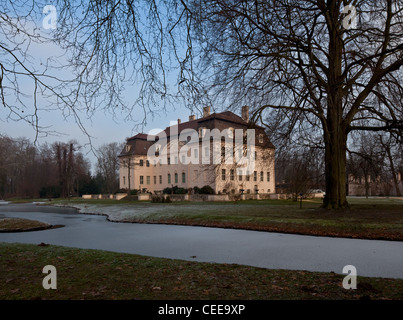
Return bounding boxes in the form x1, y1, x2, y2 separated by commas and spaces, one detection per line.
177, 0, 403, 208
379, 133, 402, 197
3, 1, 403, 209
347, 131, 386, 198
0, 1, 185, 140
95, 142, 123, 194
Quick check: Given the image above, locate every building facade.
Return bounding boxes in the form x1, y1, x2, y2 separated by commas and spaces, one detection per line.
118, 106, 275, 195
347, 173, 403, 197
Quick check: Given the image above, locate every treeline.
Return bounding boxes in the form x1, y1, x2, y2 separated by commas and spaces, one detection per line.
274, 131, 403, 199
0, 135, 122, 199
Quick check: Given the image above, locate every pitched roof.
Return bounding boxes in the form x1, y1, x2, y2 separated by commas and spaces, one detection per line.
119, 110, 274, 157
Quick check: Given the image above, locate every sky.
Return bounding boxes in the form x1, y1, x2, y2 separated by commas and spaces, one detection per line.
0, 88, 194, 173
0, 4, 197, 173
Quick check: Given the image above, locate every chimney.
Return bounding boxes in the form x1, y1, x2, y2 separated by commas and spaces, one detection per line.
242, 106, 249, 122
189, 115, 196, 121
178, 119, 181, 124
203, 106, 211, 118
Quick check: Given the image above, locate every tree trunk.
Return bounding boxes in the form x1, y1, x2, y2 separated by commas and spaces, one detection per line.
323, 128, 349, 209
322, 7, 349, 209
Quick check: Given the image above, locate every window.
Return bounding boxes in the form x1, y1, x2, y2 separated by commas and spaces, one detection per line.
267, 172, 270, 182
153, 160, 157, 167
153, 176, 157, 184
175, 173, 178, 183
199, 127, 207, 138
175, 156, 178, 164
140, 176, 144, 184
168, 157, 171, 165
204, 147, 209, 157
228, 127, 234, 138
237, 148, 243, 160
259, 134, 264, 143
146, 176, 150, 184
254, 151, 257, 160
238, 173, 242, 181
221, 169, 226, 181
146, 160, 150, 167
139, 159, 144, 166
194, 148, 198, 158
123, 176, 126, 185
246, 172, 250, 181
260, 171, 264, 182
159, 175, 162, 184
253, 171, 257, 182
168, 173, 171, 184
230, 169, 235, 181
125, 145, 131, 152
182, 172, 186, 183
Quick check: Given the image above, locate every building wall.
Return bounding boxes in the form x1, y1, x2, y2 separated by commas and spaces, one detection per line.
347, 174, 403, 196
119, 142, 275, 194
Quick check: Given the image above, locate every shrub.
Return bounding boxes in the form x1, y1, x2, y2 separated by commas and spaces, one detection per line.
39, 185, 61, 198
200, 185, 215, 195
151, 195, 172, 203
162, 186, 186, 194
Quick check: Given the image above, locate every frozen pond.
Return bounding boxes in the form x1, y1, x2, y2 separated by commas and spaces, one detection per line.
1, 203, 403, 279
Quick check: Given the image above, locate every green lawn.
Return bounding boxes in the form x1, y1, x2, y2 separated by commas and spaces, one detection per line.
1, 243, 403, 300
49, 197, 403, 241
2, 198, 403, 300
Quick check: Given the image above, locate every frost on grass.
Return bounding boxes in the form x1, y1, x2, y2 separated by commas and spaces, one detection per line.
55, 203, 247, 222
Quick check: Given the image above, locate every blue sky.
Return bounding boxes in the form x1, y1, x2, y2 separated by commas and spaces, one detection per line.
0, 3, 197, 172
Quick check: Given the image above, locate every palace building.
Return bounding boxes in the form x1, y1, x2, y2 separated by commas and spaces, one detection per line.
118, 106, 275, 195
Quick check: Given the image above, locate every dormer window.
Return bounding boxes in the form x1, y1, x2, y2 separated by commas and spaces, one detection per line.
259, 134, 264, 143
125, 144, 131, 152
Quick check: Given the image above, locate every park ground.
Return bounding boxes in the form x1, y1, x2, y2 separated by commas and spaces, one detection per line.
1, 196, 403, 300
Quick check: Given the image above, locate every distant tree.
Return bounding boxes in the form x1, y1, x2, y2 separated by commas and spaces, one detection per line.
276, 147, 325, 200
95, 142, 123, 194
347, 131, 386, 198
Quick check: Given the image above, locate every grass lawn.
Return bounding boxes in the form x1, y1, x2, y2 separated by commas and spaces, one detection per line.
48, 196, 403, 241
1, 243, 403, 300
0, 218, 61, 233
1, 198, 403, 301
